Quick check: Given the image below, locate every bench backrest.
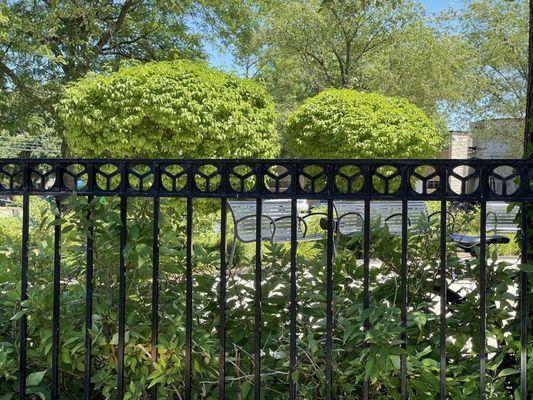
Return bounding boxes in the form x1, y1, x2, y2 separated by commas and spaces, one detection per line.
228, 200, 306, 243
334, 201, 428, 235
0, 196, 12, 206
486, 201, 518, 234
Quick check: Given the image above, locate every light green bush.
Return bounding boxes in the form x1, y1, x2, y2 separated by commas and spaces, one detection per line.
285, 89, 442, 159
0, 216, 21, 243
59, 61, 280, 158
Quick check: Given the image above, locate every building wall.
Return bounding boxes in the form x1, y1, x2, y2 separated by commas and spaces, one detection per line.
448, 131, 472, 194
419, 131, 470, 194
416, 119, 522, 194
468, 119, 523, 194
449, 131, 471, 159
470, 118, 523, 159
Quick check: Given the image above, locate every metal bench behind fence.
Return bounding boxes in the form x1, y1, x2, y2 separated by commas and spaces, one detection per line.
228, 200, 323, 266
334, 200, 513, 255
334, 200, 429, 236
487, 201, 519, 234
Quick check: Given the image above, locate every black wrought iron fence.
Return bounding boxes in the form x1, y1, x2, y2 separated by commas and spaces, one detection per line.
0, 158, 531, 400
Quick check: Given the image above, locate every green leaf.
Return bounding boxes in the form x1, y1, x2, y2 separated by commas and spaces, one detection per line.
291, 371, 299, 383
26, 370, 47, 387
421, 358, 439, 369
413, 312, 427, 330
389, 355, 401, 370
242, 381, 251, 398
10, 309, 27, 321
519, 263, 533, 273
109, 330, 130, 346
498, 368, 519, 377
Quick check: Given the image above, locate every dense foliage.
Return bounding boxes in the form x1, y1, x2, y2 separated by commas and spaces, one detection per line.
285, 89, 442, 159
0, 196, 529, 399
229, 0, 482, 124
1, 0, 528, 154
59, 61, 280, 159
0, 0, 259, 154
457, 0, 527, 121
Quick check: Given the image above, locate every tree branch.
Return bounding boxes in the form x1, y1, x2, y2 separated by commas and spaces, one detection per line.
101, 30, 156, 49
73, 0, 140, 76
303, 49, 335, 86
94, 0, 138, 53
331, 48, 347, 86
488, 65, 524, 103
0, 60, 55, 115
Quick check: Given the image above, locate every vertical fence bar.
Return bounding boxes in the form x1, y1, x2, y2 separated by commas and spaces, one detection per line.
362, 200, 370, 400
289, 197, 298, 400
185, 196, 193, 400
84, 157, 96, 400
150, 194, 160, 400
400, 199, 408, 400
254, 197, 262, 400
218, 197, 227, 400
117, 196, 127, 400
8, 158, 533, 399
520, 202, 528, 399
19, 194, 29, 400
326, 198, 334, 400
51, 197, 61, 400
479, 201, 487, 400
439, 200, 447, 400
84, 195, 94, 400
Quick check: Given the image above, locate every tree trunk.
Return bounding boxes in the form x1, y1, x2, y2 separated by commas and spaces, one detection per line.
526, 0, 533, 154
61, 138, 70, 158
524, 5, 533, 399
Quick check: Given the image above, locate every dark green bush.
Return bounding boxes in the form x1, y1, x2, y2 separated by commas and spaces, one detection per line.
0, 197, 528, 399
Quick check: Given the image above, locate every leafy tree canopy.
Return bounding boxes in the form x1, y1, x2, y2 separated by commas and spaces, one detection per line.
456, 0, 527, 120
228, 0, 477, 125
363, 20, 476, 120
0, 0, 528, 155
59, 60, 280, 159
0, 0, 258, 154
285, 89, 442, 159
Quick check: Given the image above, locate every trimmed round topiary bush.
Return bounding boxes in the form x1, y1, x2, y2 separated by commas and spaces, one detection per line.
285, 89, 442, 159
59, 60, 280, 158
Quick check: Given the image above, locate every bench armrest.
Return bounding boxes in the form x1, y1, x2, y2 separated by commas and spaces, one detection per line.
428, 210, 456, 233
302, 211, 336, 234
486, 211, 498, 233
274, 215, 309, 237
234, 214, 276, 243
337, 212, 363, 235
385, 213, 411, 226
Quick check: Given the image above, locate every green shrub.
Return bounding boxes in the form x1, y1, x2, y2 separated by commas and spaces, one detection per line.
59, 61, 280, 158
0, 216, 21, 243
0, 198, 527, 399
285, 89, 442, 159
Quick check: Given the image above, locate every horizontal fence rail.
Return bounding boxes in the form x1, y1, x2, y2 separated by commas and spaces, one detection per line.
0, 158, 531, 400
0, 158, 531, 200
